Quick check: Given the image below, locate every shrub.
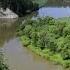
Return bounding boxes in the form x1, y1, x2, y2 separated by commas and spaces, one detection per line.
17, 17, 70, 68
0, 52, 9, 70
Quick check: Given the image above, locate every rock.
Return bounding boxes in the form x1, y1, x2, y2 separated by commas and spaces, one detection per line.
0, 8, 18, 19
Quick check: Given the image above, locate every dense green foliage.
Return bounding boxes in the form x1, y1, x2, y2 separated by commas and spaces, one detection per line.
32, 0, 48, 7
0, 51, 9, 70
17, 17, 70, 68
0, 0, 39, 16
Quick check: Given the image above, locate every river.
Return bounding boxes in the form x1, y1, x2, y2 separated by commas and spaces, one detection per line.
0, 19, 64, 70
1, 0, 70, 70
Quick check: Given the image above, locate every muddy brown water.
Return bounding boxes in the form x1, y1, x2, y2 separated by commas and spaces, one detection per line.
0, 19, 64, 70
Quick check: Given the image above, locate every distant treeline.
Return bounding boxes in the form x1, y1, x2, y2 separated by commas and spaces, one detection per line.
0, 0, 39, 16
46, 0, 70, 7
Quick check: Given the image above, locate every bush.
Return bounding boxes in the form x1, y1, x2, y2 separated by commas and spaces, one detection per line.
20, 36, 30, 46
0, 52, 9, 70
17, 17, 70, 68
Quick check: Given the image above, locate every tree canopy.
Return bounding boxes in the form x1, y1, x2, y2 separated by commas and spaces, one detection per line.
17, 17, 70, 68
0, 0, 39, 16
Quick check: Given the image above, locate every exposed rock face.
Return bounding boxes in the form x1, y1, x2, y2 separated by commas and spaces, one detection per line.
0, 8, 18, 18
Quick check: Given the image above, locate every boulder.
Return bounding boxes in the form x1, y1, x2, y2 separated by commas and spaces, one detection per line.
0, 8, 18, 18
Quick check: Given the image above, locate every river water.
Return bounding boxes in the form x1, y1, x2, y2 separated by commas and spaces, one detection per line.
0, 19, 63, 70
1, 0, 70, 70
38, 7, 70, 18
37, 0, 70, 19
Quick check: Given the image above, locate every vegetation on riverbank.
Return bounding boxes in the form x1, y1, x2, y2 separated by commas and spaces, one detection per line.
0, 51, 9, 70
17, 17, 70, 68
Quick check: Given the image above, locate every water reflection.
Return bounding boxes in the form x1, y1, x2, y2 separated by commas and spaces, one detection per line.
0, 19, 17, 47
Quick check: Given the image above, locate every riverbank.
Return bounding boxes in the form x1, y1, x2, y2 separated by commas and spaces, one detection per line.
17, 17, 70, 69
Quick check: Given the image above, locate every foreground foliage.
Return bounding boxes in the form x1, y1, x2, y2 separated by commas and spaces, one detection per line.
17, 17, 70, 68
0, 51, 9, 70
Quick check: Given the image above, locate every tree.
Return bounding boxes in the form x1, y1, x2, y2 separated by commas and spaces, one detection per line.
0, 0, 39, 16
